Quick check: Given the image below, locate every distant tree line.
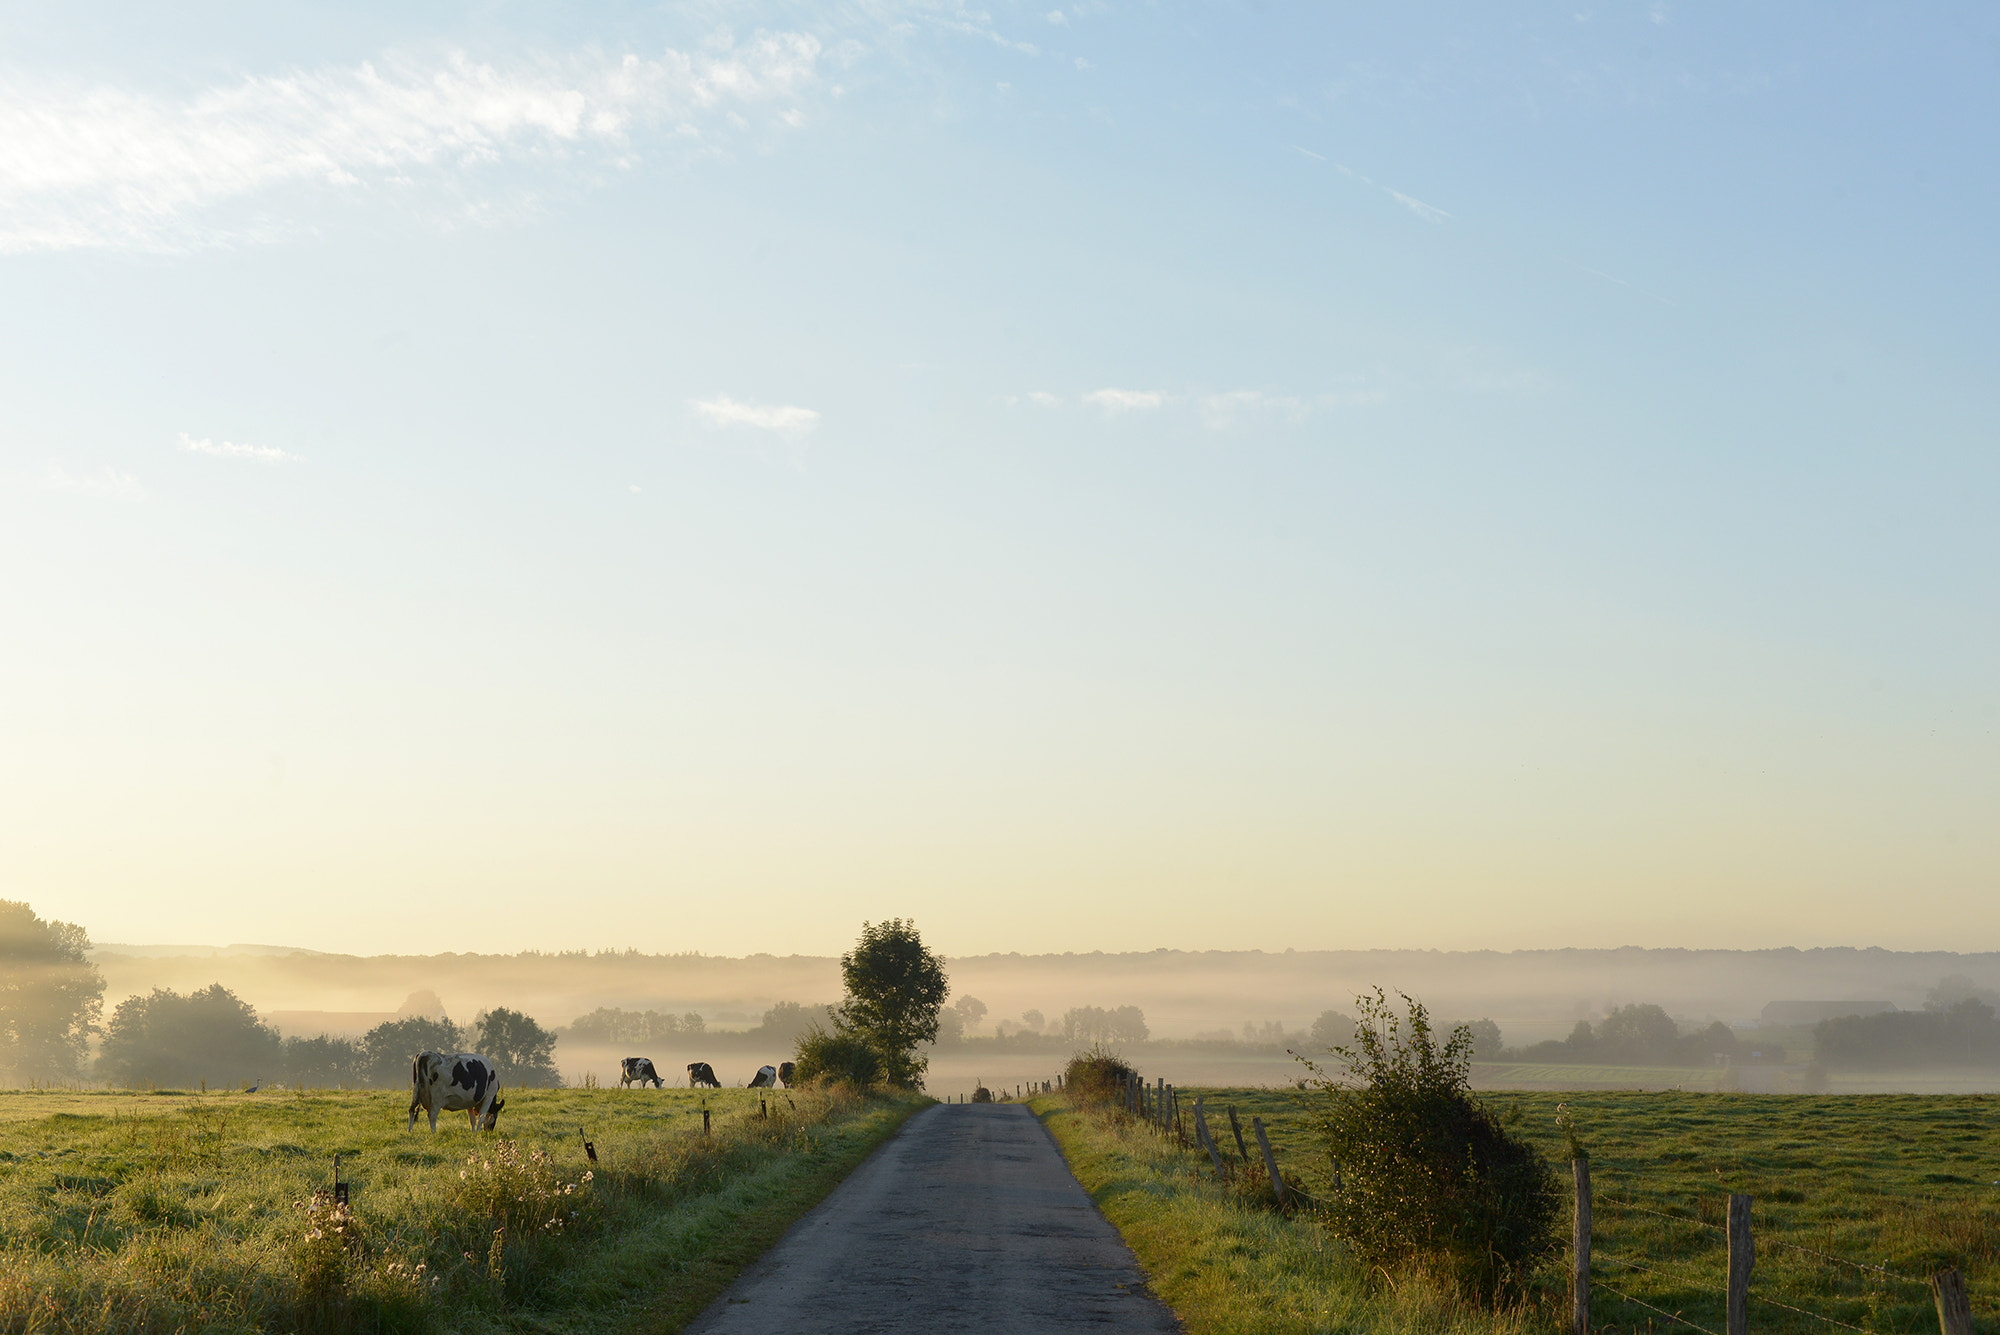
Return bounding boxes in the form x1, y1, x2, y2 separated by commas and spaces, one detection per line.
1815, 978, 2000, 1071
1505, 1004, 1763, 1067
562, 1006, 707, 1044
1060, 1005, 1149, 1044
96, 987, 563, 1089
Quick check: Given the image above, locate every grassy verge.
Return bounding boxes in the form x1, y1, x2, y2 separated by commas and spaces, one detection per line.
0, 1084, 929, 1334
1029, 1093, 1549, 1335
1181, 1087, 2000, 1335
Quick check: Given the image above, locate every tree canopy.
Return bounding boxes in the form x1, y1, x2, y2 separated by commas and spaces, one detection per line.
97, 984, 282, 1088
358, 1015, 465, 1087
832, 919, 948, 1087
0, 901, 104, 1081
473, 1007, 562, 1087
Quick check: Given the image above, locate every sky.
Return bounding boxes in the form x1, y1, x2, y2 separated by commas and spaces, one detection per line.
3, 2, 1997, 958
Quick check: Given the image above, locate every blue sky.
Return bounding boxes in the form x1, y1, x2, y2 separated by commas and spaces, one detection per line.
4, 2, 1996, 956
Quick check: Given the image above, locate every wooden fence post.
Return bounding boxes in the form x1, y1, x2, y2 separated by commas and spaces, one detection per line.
1932, 1267, 1975, 1335
1727, 1193, 1753, 1335
1572, 1159, 1591, 1335
1193, 1097, 1226, 1173
1227, 1106, 1250, 1164
1252, 1116, 1288, 1208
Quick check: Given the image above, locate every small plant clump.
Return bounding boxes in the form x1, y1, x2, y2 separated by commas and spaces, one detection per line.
452, 1139, 597, 1240
293, 1189, 365, 1302
1063, 1046, 1136, 1107
1298, 989, 1561, 1304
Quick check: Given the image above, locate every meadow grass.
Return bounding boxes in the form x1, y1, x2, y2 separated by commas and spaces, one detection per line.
1198, 1086, 2000, 1335
1031, 1093, 1554, 1335
0, 1083, 928, 1334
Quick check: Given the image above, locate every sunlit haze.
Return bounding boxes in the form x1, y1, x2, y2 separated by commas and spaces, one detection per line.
5, 4, 1996, 957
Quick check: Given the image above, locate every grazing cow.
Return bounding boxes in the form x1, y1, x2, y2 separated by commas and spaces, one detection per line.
777, 1061, 796, 1088
620, 1057, 664, 1089
408, 1052, 505, 1132
748, 1064, 777, 1089
687, 1061, 721, 1089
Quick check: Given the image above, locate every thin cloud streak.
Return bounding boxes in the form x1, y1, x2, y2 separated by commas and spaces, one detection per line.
179, 432, 297, 462
693, 395, 821, 435
0, 35, 823, 253
1302, 154, 1452, 224
1083, 388, 1164, 414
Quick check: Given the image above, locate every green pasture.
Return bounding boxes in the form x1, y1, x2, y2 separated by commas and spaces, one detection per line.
1473, 1063, 1726, 1089
0, 1083, 928, 1334
1197, 1086, 2000, 1334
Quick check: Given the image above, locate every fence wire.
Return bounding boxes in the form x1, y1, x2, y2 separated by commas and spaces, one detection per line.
1596, 1279, 1724, 1335
1597, 1194, 1728, 1234
1599, 1250, 1723, 1291
1750, 1290, 1885, 1335
1760, 1238, 1932, 1288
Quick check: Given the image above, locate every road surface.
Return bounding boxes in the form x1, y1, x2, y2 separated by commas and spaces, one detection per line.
683, 1102, 1185, 1333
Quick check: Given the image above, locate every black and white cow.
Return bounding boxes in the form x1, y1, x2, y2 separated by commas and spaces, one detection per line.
748, 1064, 777, 1089
687, 1061, 722, 1089
777, 1061, 796, 1088
409, 1052, 505, 1132
620, 1057, 664, 1089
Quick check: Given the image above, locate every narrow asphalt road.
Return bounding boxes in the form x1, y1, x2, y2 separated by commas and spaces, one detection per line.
682, 1102, 1185, 1334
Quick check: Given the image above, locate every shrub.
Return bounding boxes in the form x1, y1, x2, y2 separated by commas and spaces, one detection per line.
1063, 1046, 1136, 1106
791, 1026, 883, 1086
1298, 989, 1560, 1304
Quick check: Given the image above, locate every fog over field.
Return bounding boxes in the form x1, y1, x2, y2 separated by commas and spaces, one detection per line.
86, 941, 2000, 1095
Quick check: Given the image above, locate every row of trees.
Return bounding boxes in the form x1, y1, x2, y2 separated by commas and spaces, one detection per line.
562, 1006, 707, 1043
1058, 1005, 1150, 1044
1816, 997, 2000, 1070
97, 986, 564, 1088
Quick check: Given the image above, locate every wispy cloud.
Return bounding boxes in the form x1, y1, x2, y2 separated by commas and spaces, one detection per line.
693, 395, 820, 435
178, 432, 297, 462
0, 34, 823, 253
1083, 388, 1164, 415
43, 464, 141, 498
1017, 383, 1384, 427
932, 16, 1040, 56
1299, 153, 1452, 224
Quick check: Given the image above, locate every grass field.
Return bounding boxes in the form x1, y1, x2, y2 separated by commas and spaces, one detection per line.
0, 1083, 928, 1334
1192, 1086, 2000, 1334
1032, 1091, 1548, 1335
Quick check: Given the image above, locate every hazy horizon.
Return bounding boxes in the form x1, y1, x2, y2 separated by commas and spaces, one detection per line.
7, 5, 1996, 959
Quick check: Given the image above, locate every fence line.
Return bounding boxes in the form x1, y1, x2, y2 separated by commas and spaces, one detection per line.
1093, 1070, 1982, 1335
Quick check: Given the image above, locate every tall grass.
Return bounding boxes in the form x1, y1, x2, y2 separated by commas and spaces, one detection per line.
1033, 1084, 1556, 1335
0, 1083, 927, 1334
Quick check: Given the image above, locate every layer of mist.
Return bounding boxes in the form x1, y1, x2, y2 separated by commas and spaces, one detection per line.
77, 943, 2000, 1097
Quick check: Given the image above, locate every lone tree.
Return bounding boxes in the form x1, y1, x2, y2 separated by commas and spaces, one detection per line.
832, 919, 949, 1088
0, 901, 104, 1082
473, 1007, 563, 1088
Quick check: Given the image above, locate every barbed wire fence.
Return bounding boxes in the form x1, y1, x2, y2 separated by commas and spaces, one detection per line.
1083, 1071, 1985, 1335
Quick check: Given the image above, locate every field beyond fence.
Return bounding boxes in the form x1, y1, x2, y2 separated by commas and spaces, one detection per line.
1054, 1069, 2000, 1335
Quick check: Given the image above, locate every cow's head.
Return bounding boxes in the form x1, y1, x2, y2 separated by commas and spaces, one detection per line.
481, 1098, 506, 1131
